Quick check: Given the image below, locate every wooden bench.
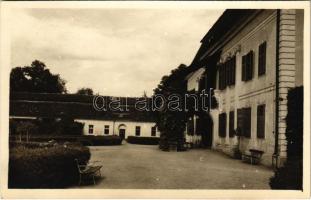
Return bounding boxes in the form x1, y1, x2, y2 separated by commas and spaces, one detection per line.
75, 159, 102, 185
242, 149, 264, 165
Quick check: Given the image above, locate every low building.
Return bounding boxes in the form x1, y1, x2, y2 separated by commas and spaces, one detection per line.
187, 9, 304, 167
10, 92, 160, 139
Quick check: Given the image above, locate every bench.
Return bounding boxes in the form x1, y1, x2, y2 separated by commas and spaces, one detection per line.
242, 149, 264, 165
75, 159, 102, 185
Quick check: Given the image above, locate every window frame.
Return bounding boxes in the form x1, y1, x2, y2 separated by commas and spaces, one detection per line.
88, 125, 94, 134
104, 125, 109, 135
242, 51, 254, 82
151, 126, 156, 136
135, 126, 141, 136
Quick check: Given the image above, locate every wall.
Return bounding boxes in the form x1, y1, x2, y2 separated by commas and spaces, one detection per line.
211, 10, 277, 166
75, 119, 160, 138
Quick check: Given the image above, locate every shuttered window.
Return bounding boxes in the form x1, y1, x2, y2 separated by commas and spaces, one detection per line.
218, 56, 236, 90
218, 113, 227, 138
229, 111, 235, 137
242, 51, 254, 81
258, 42, 267, 76
236, 107, 252, 138
257, 104, 265, 138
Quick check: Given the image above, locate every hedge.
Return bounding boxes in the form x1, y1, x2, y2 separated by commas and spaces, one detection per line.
10, 135, 122, 146
127, 136, 160, 145
9, 142, 90, 188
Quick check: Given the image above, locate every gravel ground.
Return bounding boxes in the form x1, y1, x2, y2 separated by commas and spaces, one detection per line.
76, 143, 273, 189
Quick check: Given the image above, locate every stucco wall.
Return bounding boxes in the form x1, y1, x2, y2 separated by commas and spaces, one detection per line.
75, 119, 160, 138
212, 10, 277, 166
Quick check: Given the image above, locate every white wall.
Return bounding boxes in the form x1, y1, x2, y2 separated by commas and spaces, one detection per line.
75, 119, 160, 138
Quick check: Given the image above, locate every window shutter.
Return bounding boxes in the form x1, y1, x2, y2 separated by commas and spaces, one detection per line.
242, 55, 246, 81
229, 111, 235, 137
237, 109, 244, 136
244, 107, 252, 138
218, 113, 227, 138
257, 104, 265, 138
246, 51, 254, 80
218, 65, 223, 90
258, 42, 266, 76
232, 56, 236, 85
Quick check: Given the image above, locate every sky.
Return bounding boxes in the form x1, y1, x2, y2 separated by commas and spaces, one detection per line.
10, 8, 223, 97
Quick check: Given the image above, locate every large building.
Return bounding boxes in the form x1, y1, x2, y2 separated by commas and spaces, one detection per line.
10, 92, 160, 139
185, 9, 303, 167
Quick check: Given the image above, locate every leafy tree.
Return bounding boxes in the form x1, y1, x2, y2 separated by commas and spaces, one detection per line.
10, 60, 67, 93
76, 87, 94, 96
153, 64, 190, 151
15, 121, 37, 142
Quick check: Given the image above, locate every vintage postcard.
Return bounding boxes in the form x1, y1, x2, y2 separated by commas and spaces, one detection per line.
0, 1, 310, 199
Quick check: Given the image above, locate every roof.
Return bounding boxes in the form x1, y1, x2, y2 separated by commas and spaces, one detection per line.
10, 92, 156, 122
190, 9, 261, 67
185, 68, 205, 81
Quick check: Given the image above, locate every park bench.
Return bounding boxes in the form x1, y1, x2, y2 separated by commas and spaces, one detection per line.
75, 159, 102, 185
242, 149, 264, 165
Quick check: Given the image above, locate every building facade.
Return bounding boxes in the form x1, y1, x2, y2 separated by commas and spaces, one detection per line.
75, 119, 159, 139
187, 9, 304, 166
10, 92, 160, 140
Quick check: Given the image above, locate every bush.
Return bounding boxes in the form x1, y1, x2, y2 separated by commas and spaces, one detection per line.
81, 135, 122, 146
270, 86, 303, 190
9, 135, 122, 146
9, 117, 84, 136
127, 136, 160, 145
9, 142, 90, 188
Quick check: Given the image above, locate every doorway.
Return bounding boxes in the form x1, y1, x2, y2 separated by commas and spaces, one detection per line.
118, 124, 127, 140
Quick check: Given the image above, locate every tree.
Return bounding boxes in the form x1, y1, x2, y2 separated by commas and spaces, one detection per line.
153, 64, 190, 151
15, 121, 37, 142
76, 88, 94, 96
10, 60, 67, 93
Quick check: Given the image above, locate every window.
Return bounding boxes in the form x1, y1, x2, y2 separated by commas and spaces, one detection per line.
135, 126, 141, 136
151, 126, 156, 136
88, 125, 94, 134
218, 56, 236, 90
104, 125, 109, 135
242, 51, 254, 81
237, 107, 252, 138
229, 111, 235, 137
218, 113, 227, 138
257, 104, 266, 138
258, 42, 267, 76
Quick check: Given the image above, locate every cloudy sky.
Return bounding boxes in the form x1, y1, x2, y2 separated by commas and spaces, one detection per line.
10, 8, 223, 97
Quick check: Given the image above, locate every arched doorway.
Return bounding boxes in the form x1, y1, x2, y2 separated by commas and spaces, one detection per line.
118, 124, 126, 140
197, 113, 213, 148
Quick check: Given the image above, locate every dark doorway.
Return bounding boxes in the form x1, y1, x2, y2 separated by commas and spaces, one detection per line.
119, 129, 126, 140
197, 114, 213, 148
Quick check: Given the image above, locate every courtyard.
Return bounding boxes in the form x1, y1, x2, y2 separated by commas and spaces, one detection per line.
77, 143, 273, 189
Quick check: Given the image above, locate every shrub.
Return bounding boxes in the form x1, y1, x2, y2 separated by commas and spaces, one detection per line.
270, 86, 303, 190
9, 135, 122, 146
9, 142, 90, 188
9, 117, 84, 136
127, 136, 160, 145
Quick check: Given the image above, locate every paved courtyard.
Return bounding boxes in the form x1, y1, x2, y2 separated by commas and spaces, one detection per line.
78, 143, 273, 189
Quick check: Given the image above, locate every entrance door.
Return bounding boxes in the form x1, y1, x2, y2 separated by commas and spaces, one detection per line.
119, 129, 126, 140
